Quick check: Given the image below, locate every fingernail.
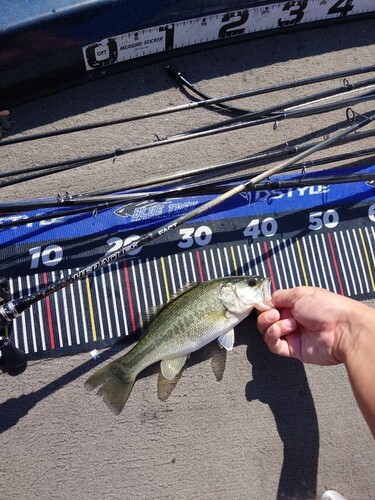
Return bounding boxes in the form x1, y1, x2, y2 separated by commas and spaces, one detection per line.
264, 309, 279, 322
281, 318, 296, 330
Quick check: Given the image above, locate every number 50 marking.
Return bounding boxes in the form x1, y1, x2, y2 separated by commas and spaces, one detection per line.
308, 209, 339, 230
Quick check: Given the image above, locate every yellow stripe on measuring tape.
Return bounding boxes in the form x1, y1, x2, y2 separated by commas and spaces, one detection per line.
296, 238, 309, 286
359, 228, 375, 291
230, 246, 238, 275
160, 256, 170, 302
85, 276, 97, 342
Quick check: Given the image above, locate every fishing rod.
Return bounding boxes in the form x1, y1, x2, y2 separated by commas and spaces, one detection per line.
165, 64, 251, 116
1, 142, 373, 213
1, 91, 375, 191
2, 117, 375, 203
53, 165, 375, 205
52, 126, 375, 198
0, 157, 104, 189
4, 161, 375, 230
168, 63, 375, 123
0, 64, 374, 147
3, 116, 373, 195
171, 88, 375, 138
1, 111, 374, 335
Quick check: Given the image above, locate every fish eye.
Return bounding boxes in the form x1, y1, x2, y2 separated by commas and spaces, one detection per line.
247, 277, 259, 287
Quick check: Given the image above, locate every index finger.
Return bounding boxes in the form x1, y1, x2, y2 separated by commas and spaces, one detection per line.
272, 287, 311, 309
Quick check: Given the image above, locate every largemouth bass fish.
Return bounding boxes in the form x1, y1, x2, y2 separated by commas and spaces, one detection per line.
85, 275, 271, 414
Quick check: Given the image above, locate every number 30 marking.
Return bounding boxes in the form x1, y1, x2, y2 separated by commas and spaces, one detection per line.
178, 226, 212, 248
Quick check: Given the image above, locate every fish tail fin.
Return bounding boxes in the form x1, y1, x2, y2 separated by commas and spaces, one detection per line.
85, 360, 136, 415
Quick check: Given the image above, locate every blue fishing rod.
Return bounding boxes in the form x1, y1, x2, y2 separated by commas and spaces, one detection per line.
1, 110, 375, 372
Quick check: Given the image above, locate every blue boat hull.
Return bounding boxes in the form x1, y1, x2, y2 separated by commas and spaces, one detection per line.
1, 0, 374, 107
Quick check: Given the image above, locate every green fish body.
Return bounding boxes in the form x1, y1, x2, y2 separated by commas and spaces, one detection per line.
85, 275, 271, 414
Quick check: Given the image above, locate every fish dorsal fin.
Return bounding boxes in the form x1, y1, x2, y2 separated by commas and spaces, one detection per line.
217, 329, 235, 351
161, 356, 188, 380
168, 281, 199, 302
138, 282, 199, 332
137, 305, 164, 332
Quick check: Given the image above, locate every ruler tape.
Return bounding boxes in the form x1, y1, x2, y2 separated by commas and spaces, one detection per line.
6, 218, 375, 359
82, 0, 374, 71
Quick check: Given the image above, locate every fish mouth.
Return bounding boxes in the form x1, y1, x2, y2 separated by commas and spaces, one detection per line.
262, 278, 272, 301
256, 278, 273, 311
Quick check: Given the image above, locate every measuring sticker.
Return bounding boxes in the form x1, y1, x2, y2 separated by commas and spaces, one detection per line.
82, 0, 374, 71
2, 165, 375, 359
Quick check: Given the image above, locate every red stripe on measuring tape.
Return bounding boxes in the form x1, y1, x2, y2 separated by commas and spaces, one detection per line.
43, 272, 55, 349
327, 233, 345, 295
195, 250, 205, 282
263, 241, 277, 292
123, 261, 137, 331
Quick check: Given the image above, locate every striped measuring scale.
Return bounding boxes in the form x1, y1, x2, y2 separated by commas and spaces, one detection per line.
1, 165, 375, 358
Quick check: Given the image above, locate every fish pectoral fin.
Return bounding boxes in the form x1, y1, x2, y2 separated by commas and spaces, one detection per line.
161, 356, 188, 380
217, 329, 235, 351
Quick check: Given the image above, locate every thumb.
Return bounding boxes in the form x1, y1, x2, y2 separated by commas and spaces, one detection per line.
272, 287, 308, 309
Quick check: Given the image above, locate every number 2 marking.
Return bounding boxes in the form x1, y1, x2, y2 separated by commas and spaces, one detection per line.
219, 10, 249, 38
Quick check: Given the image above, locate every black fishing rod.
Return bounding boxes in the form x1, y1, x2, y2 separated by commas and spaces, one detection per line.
68, 126, 375, 198
69, 148, 375, 204
2, 110, 374, 194
0, 64, 374, 147
1, 92, 375, 191
1, 111, 374, 332
4, 162, 375, 229
165, 64, 251, 116
167, 63, 375, 122
0, 157, 103, 189
2, 156, 375, 228
6, 117, 372, 197
171, 89, 375, 138
55, 166, 375, 206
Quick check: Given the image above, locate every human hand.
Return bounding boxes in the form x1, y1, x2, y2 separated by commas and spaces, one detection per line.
257, 286, 366, 366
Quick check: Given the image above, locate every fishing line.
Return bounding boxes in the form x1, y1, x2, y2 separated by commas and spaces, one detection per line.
0, 64, 374, 147
1, 111, 374, 329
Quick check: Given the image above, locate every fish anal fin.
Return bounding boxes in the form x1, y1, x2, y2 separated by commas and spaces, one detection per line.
217, 329, 235, 351
161, 355, 188, 380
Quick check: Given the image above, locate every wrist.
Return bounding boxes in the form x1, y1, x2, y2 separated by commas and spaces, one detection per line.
335, 301, 375, 365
